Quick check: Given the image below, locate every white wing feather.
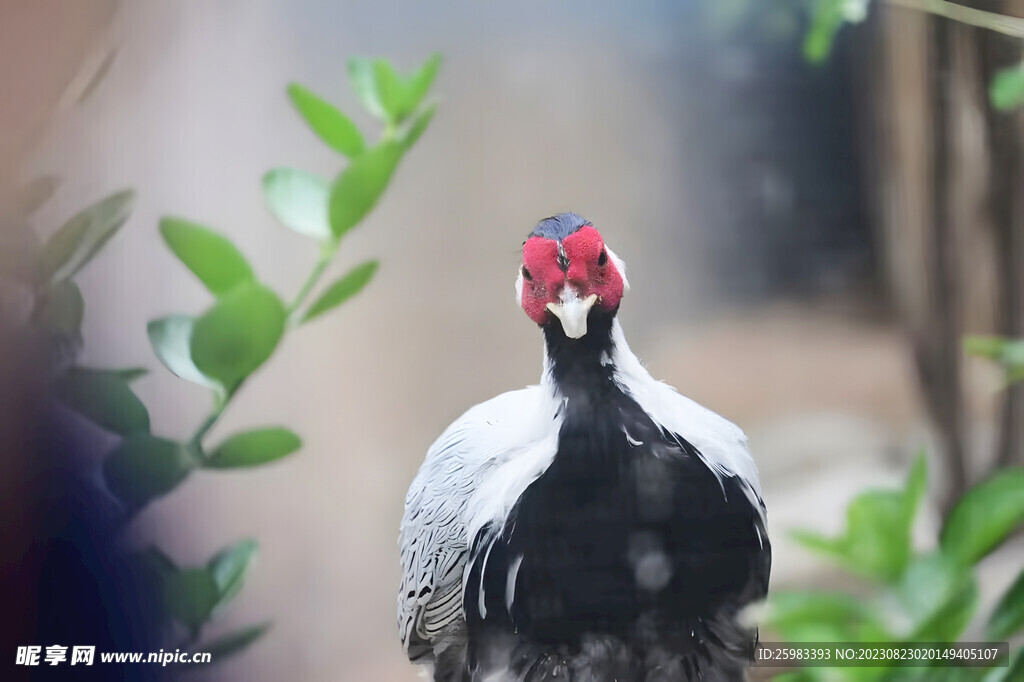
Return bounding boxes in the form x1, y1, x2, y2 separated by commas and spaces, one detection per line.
398, 384, 560, 660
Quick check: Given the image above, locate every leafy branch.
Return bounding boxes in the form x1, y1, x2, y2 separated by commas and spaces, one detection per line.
148, 55, 440, 478
24, 52, 441, 664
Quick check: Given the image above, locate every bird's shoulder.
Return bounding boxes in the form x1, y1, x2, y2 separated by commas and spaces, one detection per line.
611, 342, 763, 504
404, 384, 555, 505
398, 383, 559, 658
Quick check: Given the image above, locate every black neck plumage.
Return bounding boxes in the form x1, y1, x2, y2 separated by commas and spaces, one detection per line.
542, 310, 619, 403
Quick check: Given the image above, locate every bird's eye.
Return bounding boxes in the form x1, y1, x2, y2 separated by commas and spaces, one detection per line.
522, 266, 533, 281
598, 249, 608, 266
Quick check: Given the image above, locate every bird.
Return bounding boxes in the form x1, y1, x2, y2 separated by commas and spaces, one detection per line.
399, 213, 770, 681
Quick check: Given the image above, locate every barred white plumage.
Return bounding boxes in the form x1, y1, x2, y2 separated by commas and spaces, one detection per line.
399, 214, 770, 681
398, 386, 561, 661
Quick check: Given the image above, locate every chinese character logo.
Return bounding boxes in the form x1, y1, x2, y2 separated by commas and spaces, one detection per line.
71, 646, 95, 666
16, 646, 41, 666
44, 645, 67, 666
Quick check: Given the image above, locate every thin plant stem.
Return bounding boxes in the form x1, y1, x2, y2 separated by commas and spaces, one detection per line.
887, 0, 1024, 39
189, 403, 226, 451
287, 241, 337, 324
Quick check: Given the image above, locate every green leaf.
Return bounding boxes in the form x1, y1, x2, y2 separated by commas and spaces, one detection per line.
365, 55, 442, 125
400, 103, 437, 150
151, 541, 258, 635
896, 552, 977, 641
803, 0, 844, 64
941, 467, 1024, 565
964, 335, 1014, 360
262, 168, 332, 241
103, 434, 195, 509
40, 189, 135, 282
843, 492, 915, 581
346, 54, 440, 124
110, 367, 148, 382
905, 452, 928, 512
302, 260, 378, 323
990, 66, 1024, 112
328, 141, 403, 239
372, 60, 407, 123
763, 590, 881, 642
789, 528, 844, 556
791, 457, 926, 582
286, 83, 366, 157
768, 674, 822, 682
207, 539, 258, 612
54, 368, 150, 435
72, 366, 147, 383
159, 217, 255, 297
402, 53, 442, 117
206, 428, 301, 468
845, 492, 913, 580
965, 335, 1024, 385
988, 567, 1024, 640
164, 567, 219, 633
147, 315, 222, 392
347, 57, 386, 120
39, 281, 84, 336
198, 622, 271, 661
190, 282, 286, 390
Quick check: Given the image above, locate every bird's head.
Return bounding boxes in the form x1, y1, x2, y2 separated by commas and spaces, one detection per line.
516, 213, 628, 339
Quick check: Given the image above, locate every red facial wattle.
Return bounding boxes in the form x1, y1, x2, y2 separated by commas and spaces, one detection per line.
520, 225, 625, 327
562, 226, 624, 311
520, 237, 562, 325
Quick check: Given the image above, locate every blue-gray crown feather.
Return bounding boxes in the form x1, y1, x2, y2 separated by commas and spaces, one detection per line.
529, 212, 591, 240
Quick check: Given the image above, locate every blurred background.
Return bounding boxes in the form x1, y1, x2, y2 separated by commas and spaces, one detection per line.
2, 0, 1023, 680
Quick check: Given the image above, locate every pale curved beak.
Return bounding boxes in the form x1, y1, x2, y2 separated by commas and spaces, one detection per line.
546, 290, 598, 339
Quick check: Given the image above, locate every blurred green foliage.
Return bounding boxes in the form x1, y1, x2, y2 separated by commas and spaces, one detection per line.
965, 336, 1024, 386
18, 52, 441, 663
768, 337, 1024, 680
804, 0, 868, 63
989, 67, 1024, 111
39, 189, 135, 283
789, 457, 927, 583
706, 0, 1024, 112
765, 455, 1024, 681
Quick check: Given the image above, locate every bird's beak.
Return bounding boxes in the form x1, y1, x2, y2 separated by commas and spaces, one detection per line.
546, 290, 598, 339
